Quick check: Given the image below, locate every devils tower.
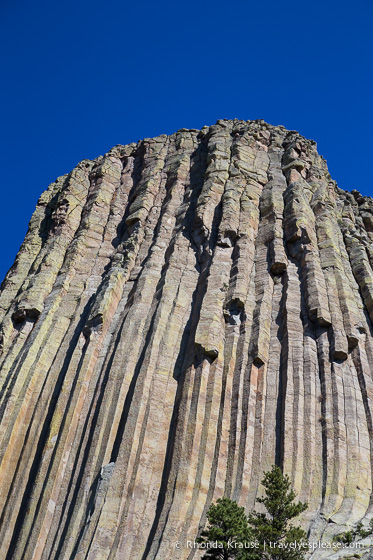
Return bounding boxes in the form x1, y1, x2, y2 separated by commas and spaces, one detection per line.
0, 119, 372, 559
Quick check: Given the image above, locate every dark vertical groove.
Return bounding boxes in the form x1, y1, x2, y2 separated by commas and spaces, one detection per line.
316, 328, 328, 505
278, 269, 289, 471
5, 297, 94, 560
275, 274, 286, 467
53, 316, 129, 559
140, 140, 219, 560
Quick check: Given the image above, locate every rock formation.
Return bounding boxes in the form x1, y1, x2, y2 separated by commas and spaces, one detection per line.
0, 119, 373, 559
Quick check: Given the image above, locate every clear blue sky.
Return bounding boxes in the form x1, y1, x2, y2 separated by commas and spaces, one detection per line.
1, 0, 372, 283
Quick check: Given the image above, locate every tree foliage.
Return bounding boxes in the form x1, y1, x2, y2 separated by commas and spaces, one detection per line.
333, 518, 373, 544
246, 465, 308, 560
199, 466, 308, 560
197, 497, 251, 559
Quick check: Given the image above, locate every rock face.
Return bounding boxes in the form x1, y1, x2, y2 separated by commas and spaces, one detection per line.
0, 119, 373, 559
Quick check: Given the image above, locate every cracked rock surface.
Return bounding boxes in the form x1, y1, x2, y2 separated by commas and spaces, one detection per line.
0, 119, 373, 559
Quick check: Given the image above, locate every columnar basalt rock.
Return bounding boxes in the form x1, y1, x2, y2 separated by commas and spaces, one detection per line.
0, 119, 373, 559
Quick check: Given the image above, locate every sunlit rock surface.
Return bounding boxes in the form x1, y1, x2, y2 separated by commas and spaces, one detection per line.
0, 119, 373, 559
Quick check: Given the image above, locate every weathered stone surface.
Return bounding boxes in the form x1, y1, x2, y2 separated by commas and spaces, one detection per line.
0, 119, 373, 559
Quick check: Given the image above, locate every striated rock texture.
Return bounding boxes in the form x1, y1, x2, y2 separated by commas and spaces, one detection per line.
1, 119, 373, 560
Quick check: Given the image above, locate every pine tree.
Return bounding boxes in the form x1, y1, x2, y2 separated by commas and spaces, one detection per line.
197, 497, 251, 559
199, 467, 308, 560
245, 465, 308, 560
